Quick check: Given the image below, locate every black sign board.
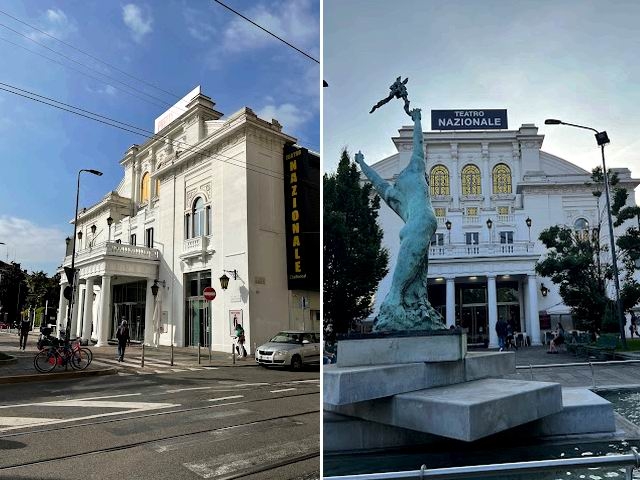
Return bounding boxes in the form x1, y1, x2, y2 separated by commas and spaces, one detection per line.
431, 109, 508, 130
282, 145, 320, 291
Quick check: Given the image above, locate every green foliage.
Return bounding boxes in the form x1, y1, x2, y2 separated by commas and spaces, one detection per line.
0, 265, 60, 324
323, 149, 389, 333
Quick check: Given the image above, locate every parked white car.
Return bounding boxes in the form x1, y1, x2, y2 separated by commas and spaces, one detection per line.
255, 331, 320, 370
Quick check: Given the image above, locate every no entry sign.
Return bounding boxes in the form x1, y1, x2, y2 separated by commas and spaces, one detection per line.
203, 287, 216, 301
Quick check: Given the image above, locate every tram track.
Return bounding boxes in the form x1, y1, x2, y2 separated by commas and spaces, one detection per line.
0, 390, 319, 439
0, 407, 320, 472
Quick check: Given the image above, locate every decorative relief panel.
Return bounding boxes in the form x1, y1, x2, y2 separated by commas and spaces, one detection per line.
199, 182, 211, 200
186, 189, 197, 209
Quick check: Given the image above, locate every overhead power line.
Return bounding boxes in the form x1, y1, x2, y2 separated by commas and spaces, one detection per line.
0, 82, 287, 181
212, 0, 319, 64
0, 8, 182, 100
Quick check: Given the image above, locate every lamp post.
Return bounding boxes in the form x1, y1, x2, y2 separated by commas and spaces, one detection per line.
445, 220, 452, 244
545, 118, 626, 347
65, 169, 103, 346
107, 216, 113, 243
486, 218, 493, 244
525, 217, 532, 242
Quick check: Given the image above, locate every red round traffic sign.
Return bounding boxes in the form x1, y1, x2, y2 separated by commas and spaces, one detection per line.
203, 286, 216, 301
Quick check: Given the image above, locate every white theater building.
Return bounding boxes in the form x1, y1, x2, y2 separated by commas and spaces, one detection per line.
366, 116, 639, 347
56, 88, 320, 353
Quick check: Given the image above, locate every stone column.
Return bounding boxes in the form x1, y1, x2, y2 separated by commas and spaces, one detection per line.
57, 283, 68, 334
96, 275, 112, 347
445, 277, 456, 327
487, 275, 498, 348
527, 274, 541, 345
144, 278, 155, 345
70, 284, 80, 340
82, 277, 94, 343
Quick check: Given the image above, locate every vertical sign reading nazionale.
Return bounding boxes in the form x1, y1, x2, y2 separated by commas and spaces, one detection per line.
283, 145, 320, 291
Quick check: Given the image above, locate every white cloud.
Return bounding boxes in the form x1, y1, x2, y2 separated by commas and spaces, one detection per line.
122, 4, 153, 42
222, 0, 318, 54
27, 8, 77, 42
0, 216, 66, 275
184, 8, 217, 42
257, 103, 312, 132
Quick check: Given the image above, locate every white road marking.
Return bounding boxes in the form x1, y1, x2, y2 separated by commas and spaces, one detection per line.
183, 437, 318, 478
171, 368, 187, 372
0, 393, 142, 410
0, 417, 59, 427
0, 398, 180, 432
287, 380, 320, 384
208, 396, 244, 402
234, 383, 269, 387
269, 388, 296, 393
166, 386, 215, 393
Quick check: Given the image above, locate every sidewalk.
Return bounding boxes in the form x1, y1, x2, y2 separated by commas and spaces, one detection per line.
0, 330, 257, 384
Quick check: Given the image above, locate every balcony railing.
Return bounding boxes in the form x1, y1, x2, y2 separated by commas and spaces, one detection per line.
181, 235, 213, 259
64, 241, 160, 265
429, 241, 534, 258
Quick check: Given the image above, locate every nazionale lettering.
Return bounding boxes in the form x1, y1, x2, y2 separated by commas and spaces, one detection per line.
438, 117, 502, 128
288, 149, 302, 274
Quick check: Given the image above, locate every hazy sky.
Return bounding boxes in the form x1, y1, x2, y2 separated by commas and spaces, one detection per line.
323, 0, 640, 204
0, 0, 319, 275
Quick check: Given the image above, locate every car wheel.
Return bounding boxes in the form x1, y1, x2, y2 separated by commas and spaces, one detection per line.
291, 355, 303, 371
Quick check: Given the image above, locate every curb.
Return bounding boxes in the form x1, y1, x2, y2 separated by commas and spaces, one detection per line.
0, 367, 118, 385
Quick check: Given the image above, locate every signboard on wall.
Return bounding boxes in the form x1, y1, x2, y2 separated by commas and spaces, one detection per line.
229, 309, 243, 334
282, 145, 320, 291
431, 109, 508, 130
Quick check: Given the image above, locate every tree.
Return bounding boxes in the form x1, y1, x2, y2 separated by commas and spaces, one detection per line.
0, 262, 27, 325
536, 167, 640, 333
323, 149, 389, 334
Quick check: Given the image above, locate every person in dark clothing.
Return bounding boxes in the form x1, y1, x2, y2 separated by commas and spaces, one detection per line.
495, 319, 508, 352
116, 319, 130, 362
18, 319, 31, 350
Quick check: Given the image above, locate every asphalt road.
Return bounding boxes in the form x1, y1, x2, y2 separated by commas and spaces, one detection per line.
0, 365, 320, 480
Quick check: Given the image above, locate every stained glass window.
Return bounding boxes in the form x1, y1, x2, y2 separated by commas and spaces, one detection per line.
429, 165, 450, 196
492, 164, 512, 194
461, 164, 481, 195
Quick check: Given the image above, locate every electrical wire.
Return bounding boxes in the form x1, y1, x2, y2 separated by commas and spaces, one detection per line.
0, 82, 288, 181
0, 21, 176, 109
212, 0, 319, 64
0, 8, 182, 100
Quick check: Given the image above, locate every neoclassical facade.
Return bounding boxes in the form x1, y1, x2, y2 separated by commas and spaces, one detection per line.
367, 123, 639, 347
56, 91, 320, 352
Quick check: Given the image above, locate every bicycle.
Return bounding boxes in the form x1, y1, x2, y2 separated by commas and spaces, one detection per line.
34, 340, 91, 373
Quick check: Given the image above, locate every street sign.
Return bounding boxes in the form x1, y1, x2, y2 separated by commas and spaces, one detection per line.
203, 286, 216, 301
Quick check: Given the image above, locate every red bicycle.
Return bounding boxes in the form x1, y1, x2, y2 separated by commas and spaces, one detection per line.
33, 340, 91, 373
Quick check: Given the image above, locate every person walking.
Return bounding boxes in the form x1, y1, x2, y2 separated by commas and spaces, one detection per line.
234, 322, 247, 358
548, 322, 565, 353
630, 311, 638, 338
18, 318, 31, 350
116, 319, 130, 362
495, 318, 508, 352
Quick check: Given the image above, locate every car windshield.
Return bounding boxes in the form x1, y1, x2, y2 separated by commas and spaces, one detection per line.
269, 332, 304, 344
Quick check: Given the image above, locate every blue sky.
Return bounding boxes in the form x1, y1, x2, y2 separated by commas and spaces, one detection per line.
0, 0, 319, 275
323, 0, 640, 202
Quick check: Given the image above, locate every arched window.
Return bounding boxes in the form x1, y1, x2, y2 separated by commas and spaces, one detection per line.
192, 197, 205, 237
492, 164, 512, 194
461, 164, 482, 195
429, 165, 450, 196
140, 172, 150, 203
574, 218, 590, 231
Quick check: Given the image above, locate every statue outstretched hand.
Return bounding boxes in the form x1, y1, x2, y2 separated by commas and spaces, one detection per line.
409, 108, 421, 122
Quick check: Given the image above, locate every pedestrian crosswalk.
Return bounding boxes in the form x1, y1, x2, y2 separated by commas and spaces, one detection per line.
94, 356, 217, 376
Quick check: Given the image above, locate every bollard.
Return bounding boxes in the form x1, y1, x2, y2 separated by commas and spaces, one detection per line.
529, 364, 534, 380
590, 361, 596, 387
232, 343, 236, 365
209, 344, 211, 363
141, 343, 145, 368
198, 342, 201, 365
170, 343, 174, 366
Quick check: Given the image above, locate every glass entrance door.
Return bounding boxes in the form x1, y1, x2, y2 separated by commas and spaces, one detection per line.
185, 298, 210, 347
112, 302, 145, 342
461, 305, 488, 345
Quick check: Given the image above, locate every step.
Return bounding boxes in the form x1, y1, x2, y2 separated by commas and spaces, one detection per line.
328, 378, 562, 442
324, 351, 515, 405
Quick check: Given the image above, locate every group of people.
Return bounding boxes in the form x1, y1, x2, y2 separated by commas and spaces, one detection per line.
495, 318, 518, 352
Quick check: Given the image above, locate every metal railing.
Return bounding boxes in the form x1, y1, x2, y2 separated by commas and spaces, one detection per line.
324, 448, 640, 480
517, 358, 640, 387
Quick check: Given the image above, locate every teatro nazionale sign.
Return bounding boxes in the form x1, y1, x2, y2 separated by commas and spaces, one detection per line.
431, 109, 508, 130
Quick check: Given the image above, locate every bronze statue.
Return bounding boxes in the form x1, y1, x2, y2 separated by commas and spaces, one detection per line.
369, 76, 411, 117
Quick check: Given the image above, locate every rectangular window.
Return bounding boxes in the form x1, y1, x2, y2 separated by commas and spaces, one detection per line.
145, 228, 154, 248
206, 206, 211, 235
465, 232, 479, 245
434, 207, 446, 218
130, 234, 136, 246
498, 206, 510, 216
184, 214, 190, 240
500, 231, 514, 244
430, 233, 444, 246
466, 207, 478, 217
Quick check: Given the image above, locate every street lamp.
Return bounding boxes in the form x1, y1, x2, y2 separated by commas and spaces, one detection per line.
445, 220, 452, 244
486, 218, 493, 243
65, 168, 103, 346
107, 216, 113, 243
219, 269, 238, 290
545, 118, 626, 346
